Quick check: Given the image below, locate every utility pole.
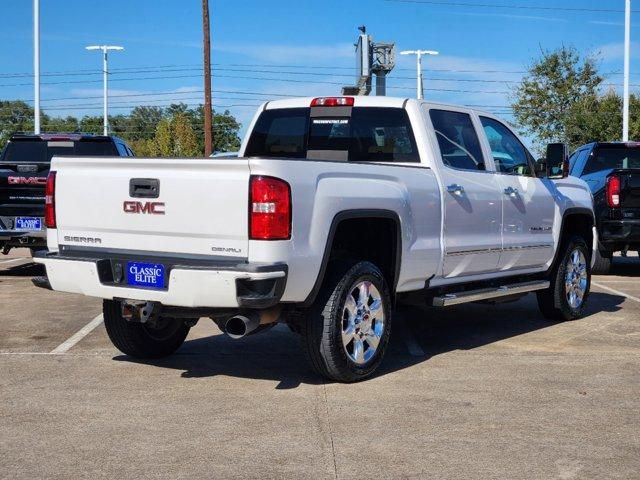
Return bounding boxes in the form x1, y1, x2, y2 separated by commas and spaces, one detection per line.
33, 0, 40, 134
85, 45, 124, 135
623, 0, 631, 142
202, 0, 213, 156
400, 50, 439, 100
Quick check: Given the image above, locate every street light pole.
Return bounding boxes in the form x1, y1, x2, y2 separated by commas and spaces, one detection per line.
400, 49, 439, 100
86, 45, 124, 136
417, 52, 423, 100
33, 0, 40, 134
623, 0, 631, 142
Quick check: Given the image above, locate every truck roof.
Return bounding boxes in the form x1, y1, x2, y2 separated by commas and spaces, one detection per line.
262, 96, 494, 117
9, 133, 125, 143
590, 142, 640, 148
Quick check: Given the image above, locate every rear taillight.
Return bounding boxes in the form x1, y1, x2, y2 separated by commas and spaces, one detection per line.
45, 171, 56, 228
250, 176, 291, 240
606, 175, 621, 208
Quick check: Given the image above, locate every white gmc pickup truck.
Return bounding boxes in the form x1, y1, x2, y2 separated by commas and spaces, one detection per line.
35, 96, 596, 382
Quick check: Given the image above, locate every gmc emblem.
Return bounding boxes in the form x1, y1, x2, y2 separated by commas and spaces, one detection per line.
8, 176, 47, 185
123, 201, 165, 215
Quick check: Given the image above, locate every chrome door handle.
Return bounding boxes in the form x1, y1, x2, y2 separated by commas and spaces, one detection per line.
447, 184, 465, 195
504, 186, 519, 197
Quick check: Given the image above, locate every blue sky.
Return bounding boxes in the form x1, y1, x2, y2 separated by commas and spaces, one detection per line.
0, 0, 637, 141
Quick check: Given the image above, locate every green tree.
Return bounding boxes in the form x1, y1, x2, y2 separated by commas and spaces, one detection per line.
127, 139, 154, 157
127, 106, 164, 140
0, 100, 35, 148
512, 46, 603, 150
564, 90, 623, 148
1, 99, 242, 156
172, 113, 199, 156
213, 109, 242, 153
78, 115, 103, 135
42, 115, 79, 133
152, 118, 173, 156
147, 112, 200, 157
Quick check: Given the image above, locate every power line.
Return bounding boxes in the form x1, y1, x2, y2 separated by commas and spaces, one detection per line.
7, 88, 298, 104
384, 0, 639, 14
0, 73, 518, 94
2, 62, 638, 81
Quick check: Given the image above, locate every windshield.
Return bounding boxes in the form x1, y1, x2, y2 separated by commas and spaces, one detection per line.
583, 146, 640, 175
1, 139, 118, 163
245, 107, 419, 163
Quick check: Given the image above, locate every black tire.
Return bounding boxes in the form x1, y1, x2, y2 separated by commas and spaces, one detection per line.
103, 300, 190, 358
592, 248, 612, 275
299, 260, 392, 383
537, 236, 591, 322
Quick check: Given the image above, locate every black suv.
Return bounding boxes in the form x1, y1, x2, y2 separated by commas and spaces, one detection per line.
569, 142, 640, 273
0, 133, 134, 255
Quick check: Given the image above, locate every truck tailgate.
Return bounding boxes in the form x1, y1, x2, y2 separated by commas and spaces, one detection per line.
0, 162, 48, 216
53, 156, 250, 258
618, 169, 640, 210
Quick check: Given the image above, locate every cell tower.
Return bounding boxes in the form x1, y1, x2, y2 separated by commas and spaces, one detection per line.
342, 26, 396, 96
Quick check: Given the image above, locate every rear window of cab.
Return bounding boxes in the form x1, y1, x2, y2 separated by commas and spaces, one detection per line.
1, 140, 118, 163
245, 107, 420, 163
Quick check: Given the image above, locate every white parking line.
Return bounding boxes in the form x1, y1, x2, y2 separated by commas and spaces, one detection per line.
50, 314, 104, 354
592, 282, 640, 304
591, 280, 640, 285
0, 258, 30, 265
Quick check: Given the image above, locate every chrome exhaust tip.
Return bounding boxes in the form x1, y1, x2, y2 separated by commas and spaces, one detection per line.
221, 306, 282, 340
224, 313, 261, 340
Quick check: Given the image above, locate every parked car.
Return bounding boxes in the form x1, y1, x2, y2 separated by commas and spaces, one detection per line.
0, 133, 134, 255
34, 97, 595, 382
210, 151, 239, 158
569, 142, 640, 273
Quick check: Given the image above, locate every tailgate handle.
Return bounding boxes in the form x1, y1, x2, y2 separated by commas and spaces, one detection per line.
129, 178, 160, 198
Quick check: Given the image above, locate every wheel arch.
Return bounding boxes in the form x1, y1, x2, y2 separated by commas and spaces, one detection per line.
302, 209, 402, 307
549, 207, 595, 271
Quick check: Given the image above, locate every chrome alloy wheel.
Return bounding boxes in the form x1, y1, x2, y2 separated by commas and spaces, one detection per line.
341, 280, 385, 365
565, 249, 588, 309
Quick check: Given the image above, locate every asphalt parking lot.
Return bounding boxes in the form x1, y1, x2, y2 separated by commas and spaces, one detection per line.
1, 249, 639, 479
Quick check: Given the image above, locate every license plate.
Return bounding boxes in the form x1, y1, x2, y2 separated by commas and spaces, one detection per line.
15, 217, 42, 231
126, 262, 165, 289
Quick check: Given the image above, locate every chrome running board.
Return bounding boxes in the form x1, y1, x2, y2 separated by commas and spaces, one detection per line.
432, 280, 550, 307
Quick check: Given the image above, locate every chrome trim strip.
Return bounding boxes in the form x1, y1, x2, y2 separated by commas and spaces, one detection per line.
445, 247, 501, 256
445, 244, 553, 256
502, 244, 553, 251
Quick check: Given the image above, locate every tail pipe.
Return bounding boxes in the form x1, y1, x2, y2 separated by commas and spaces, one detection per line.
222, 306, 282, 340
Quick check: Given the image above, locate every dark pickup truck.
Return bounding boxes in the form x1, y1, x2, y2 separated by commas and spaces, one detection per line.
0, 133, 134, 255
570, 142, 640, 273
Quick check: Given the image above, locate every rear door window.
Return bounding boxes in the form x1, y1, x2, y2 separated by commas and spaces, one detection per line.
570, 148, 590, 176
347, 108, 419, 163
115, 142, 128, 156
429, 109, 485, 171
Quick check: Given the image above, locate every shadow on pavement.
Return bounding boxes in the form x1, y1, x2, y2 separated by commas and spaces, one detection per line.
609, 256, 640, 277
0, 262, 44, 277
114, 290, 627, 389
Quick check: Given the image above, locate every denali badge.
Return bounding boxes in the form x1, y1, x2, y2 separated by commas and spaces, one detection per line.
211, 246, 243, 254
123, 201, 165, 215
